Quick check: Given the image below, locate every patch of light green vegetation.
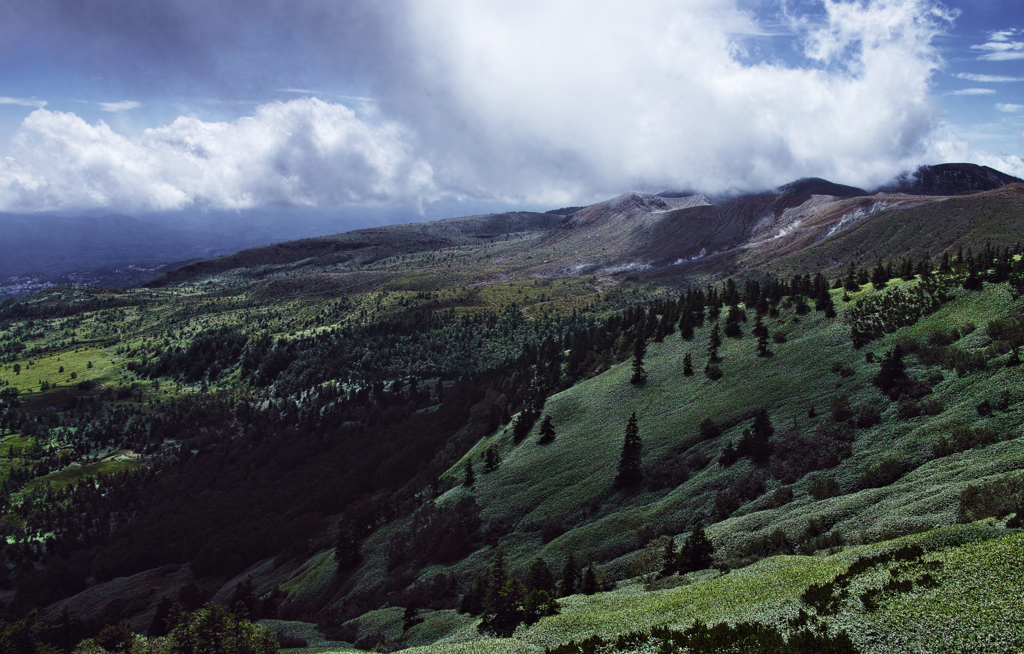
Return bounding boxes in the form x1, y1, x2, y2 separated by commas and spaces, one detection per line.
395, 524, 1024, 654
23, 457, 144, 492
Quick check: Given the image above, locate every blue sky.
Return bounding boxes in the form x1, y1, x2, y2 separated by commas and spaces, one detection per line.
0, 0, 1020, 218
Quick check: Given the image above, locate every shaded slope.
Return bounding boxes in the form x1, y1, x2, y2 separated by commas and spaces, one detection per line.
147, 212, 560, 286
743, 184, 1024, 277
878, 163, 1022, 196
777, 177, 867, 198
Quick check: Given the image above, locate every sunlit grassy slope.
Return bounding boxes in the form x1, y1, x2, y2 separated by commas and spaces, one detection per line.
295, 278, 1024, 653
342, 522, 1023, 654
288, 276, 1024, 652
427, 280, 1022, 579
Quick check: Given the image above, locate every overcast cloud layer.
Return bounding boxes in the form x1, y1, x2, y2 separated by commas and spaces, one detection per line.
0, 0, 1021, 213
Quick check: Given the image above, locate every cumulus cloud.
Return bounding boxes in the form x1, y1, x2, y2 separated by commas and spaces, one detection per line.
950, 88, 997, 95
996, 103, 1024, 112
389, 0, 955, 199
0, 97, 47, 108
0, 98, 437, 212
0, 0, 1007, 211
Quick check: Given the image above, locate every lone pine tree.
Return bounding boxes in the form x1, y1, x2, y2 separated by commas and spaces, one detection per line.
615, 412, 643, 488
538, 415, 556, 444
676, 522, 715, 574
631, 336, 647, 385
707, 322, 722, 361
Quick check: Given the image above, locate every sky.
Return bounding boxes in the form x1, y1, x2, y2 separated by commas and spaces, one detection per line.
0, 0, 1021, 220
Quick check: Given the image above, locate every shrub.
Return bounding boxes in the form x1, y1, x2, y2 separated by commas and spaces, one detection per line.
855, 403, 881, 428
697, 417, 721, 440
643, 456, 690, 491
770, 423, 853, 484
896, 399, 921, 420
858, 458, 904, 490
771, 331, 787, 344
932, 425, 1004, 458
829, 394, 854, 422
704, 364, 723, 380
766, 486, 794, 508
541, 517, 566, 544
808, 475, 840, 501
957, 473, 1024, 522
712, 471, 766, 520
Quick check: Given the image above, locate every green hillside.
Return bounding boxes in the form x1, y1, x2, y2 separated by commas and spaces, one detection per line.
0, 187, 1022, 654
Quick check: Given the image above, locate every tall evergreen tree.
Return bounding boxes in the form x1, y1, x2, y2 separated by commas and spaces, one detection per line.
683, 353, 694, 376
560, 552, 578, 597
526, 557, 556, 595
631, 337, 647, 385
615, 412, 643, 488
581, 563, 597, 595
659, 536, 677, 577
334, 531, 362, 571
707, 322, 722, 361
871, 260, 888, 289
737, 408, 774, 465
676, 522, 715, 574
483, 446, 500, 473
844, 261, 860, 292
537, 415, 556, 444
464, 460, 476, 487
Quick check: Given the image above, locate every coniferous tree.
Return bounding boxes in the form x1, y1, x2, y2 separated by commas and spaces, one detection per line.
526, 557, 556, 595
659, 536, 677, 577
679, 314, 694, 340
676, 522, 715, 574
537, 415, 556, 444
614, 412, 643, 488
560, 552, 578, 597
464, 460, 476, 487
483, 446, 500, 473
844, 261, 860, 292
737, 408, 774, 465
707, 322, 722, 361
757, 331, 771, 358
871, 260, 888, 289
683, 353, 694, 376
334, 531, 362, 571
631, 337, 647, 385
403, 606, 424, 631
581, 563, 597, 595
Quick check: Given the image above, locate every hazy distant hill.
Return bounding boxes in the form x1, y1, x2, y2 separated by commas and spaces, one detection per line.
0, 213, 234, 276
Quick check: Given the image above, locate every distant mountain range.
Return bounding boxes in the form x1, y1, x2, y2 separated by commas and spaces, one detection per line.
144, 162, 1024, 293
1, 162, 1020, 287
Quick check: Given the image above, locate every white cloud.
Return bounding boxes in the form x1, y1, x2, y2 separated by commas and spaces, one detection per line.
394, 0, 957, 199
955, 73, 1024, 83
0, 97, 47, 108
0, 98, 437, 212
996, 103, 1024, 113
971, 31, 1024, 60
950, 88, 997, 95
98, 101, 142, 112
0, 0, 1012, 211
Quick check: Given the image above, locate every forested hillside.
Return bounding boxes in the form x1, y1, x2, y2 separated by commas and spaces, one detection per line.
0, 185, 1022, 654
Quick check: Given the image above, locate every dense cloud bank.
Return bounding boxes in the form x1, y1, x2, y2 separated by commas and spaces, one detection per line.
0, 0, 1021, 212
